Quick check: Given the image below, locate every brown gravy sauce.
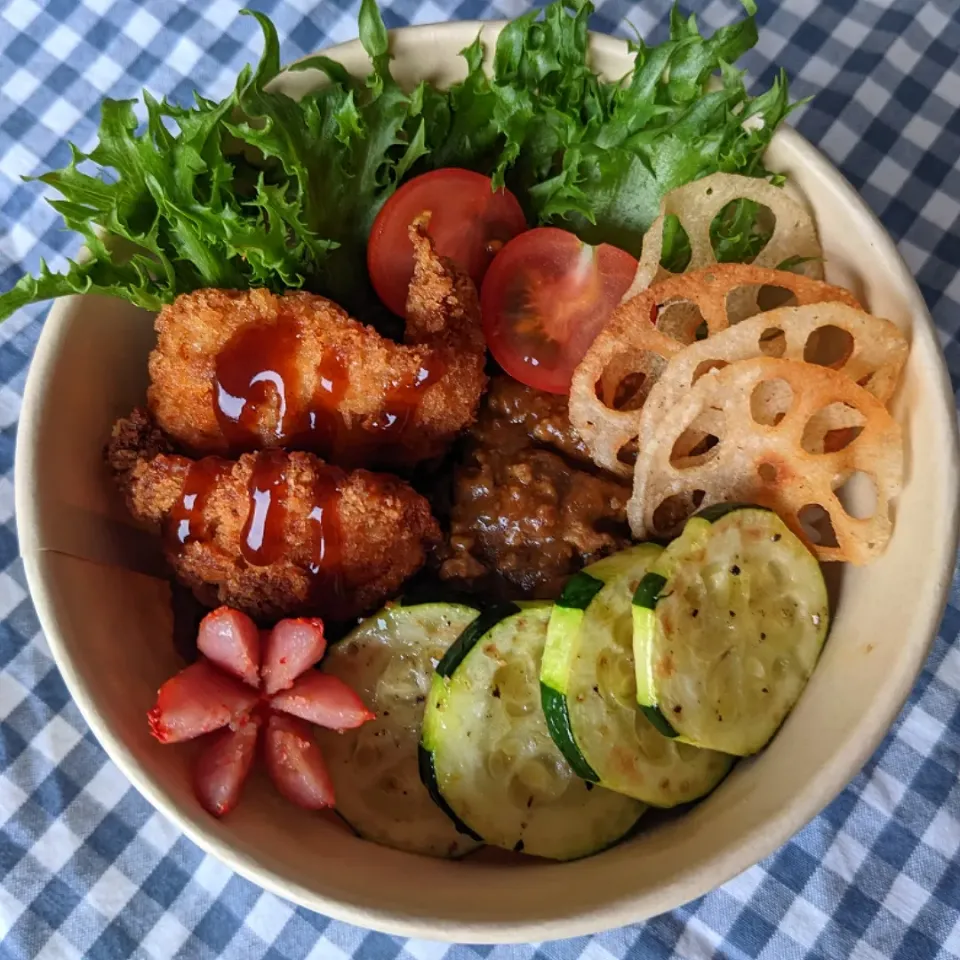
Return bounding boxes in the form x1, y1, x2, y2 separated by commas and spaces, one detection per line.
440, 377, 632, 600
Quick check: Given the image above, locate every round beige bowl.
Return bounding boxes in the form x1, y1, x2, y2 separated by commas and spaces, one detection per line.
14, 21, 960, 944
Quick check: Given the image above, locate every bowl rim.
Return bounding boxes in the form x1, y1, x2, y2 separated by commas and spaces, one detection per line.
14, 19, 960, 943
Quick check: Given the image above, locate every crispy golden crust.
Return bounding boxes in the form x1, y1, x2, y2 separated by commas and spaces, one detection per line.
109, 411, 441, 622
147, 220, 487, 467
107, 406, 173, 479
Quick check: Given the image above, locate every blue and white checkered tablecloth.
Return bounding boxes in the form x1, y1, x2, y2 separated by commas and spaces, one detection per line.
1, 0, 959, 956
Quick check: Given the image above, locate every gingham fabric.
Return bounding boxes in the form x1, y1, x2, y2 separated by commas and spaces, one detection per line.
1, 0, 959, 957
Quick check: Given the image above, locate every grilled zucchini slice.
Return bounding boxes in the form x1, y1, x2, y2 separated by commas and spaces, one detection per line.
633, 505, 829, 756
420, 603, 644, 860
316, 603, 483, 858
541, 544, 733, 805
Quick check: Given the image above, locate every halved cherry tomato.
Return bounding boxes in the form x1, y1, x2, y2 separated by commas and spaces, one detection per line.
368, 168, 528, 317
480, 227, 638, 394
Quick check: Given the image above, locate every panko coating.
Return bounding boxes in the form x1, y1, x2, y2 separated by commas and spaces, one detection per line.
147, 217, 487, 469
108, 409, 441, 623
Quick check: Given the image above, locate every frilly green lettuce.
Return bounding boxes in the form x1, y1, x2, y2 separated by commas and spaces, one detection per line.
0, 0, 797, 325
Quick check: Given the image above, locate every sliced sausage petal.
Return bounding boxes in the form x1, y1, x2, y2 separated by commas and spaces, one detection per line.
148, 659, 259, 743
197, 606, 261, 688
270, 672, 375, 732
263, 713, 335, 809
261, 618, 327, 695
193, 714, 261, 817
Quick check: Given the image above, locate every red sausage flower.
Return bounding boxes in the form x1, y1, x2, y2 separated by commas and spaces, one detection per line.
148, 607, 374, 817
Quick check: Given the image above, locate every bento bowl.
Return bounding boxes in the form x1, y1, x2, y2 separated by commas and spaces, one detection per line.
14, 20, 960, 943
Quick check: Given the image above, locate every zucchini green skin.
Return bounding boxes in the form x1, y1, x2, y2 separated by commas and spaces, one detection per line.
556, 572, 606, 611
540, 684, 599, 783
632, 504, 829, 756
418, 741, 483, 843
632, 573, 679, 739
540, 571, 606, 784
640, 703, 681, 739
632, 572, 667, 609
694, 501, 757, 524
632, 508, 763, 738
541, 544, 731, 806
435, 602, 521, 677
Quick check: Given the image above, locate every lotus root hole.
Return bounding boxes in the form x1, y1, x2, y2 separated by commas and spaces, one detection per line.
597, 371, 648, 411
710, 200, 775, 265
750, 378, 794, 426
801, 402, 866, 454
756, 285, 798, 312
617, 439, 638, 468
596, 351, 665, 411
833, 471, 878, 520
657, 299, 707, 345
652, 491, 704, 536
670, 430, 720, 468
726, 283, 796, 325
692, 359, 729, 384
757, 462, 778, 483
758, 327, 787, 358
659, 215, 692, 273
804, 325, 855, 368
797, 504, 839, 548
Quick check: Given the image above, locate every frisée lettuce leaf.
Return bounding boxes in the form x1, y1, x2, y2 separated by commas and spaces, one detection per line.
0, 0, 798, 324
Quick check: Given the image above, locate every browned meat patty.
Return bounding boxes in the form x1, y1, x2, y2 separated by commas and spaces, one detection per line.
440, 377, 632, 600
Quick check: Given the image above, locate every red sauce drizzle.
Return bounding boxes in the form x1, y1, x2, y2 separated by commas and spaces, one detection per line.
214, 319, 354, 456
214, 317, 302, 449
306, 465, 345, 610
236, 451, 346, 613
212, 316, 444, 459
294, 349, 349, 456
166, 458, 226, 554
241, 450, 289, 567
370, 355, 447, 436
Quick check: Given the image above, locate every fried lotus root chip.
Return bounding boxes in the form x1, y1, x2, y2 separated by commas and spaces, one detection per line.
628, 357, 903, 564
569, 265, 860, 478
623, 173, 823, 316
639, 302, 908, 450
568, 296, 684, 477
